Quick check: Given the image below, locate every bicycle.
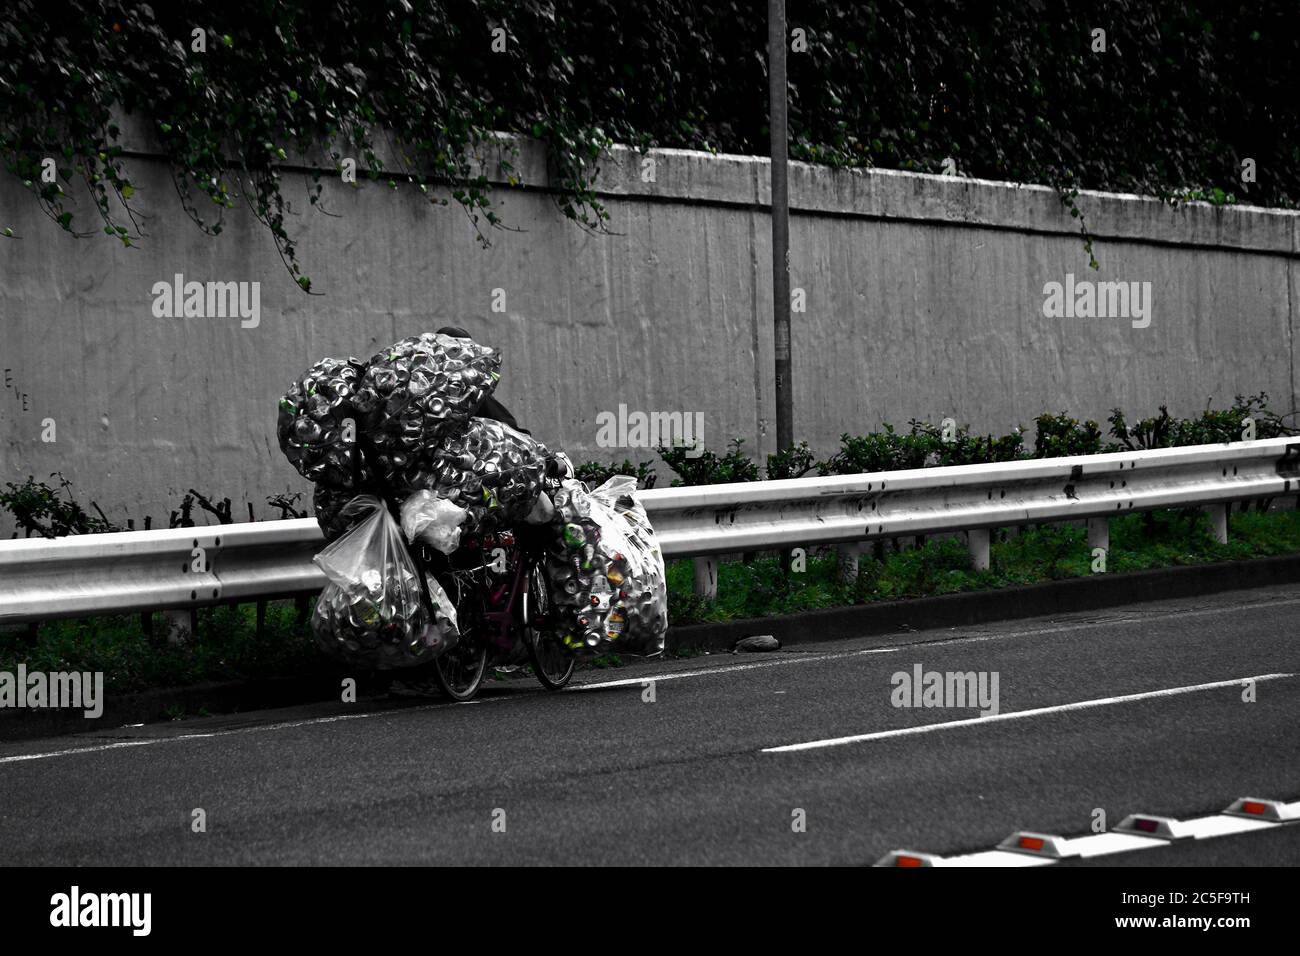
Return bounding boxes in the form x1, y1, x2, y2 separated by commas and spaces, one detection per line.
410, 524, 576, 701
354, 439, 576, 702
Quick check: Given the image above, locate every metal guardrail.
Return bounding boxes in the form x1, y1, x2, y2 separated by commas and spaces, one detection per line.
2, 438, 1298, 624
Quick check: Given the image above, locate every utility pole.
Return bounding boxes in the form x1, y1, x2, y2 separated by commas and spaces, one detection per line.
768, 0, 793, 454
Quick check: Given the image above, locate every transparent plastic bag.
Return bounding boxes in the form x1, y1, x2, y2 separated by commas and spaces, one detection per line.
545, 476, 668, 657
311, 495, 459, 669
400, 490, 469, 555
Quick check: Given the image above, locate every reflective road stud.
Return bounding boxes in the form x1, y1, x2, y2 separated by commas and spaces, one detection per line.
1223, 797, 1299, 822
1115, 814, 1193, 840
872, 849, 940, 868
996, 831, 1071, 859
881, 797, 1300, 867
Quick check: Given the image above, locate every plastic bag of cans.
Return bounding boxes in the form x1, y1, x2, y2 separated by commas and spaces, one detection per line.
311, 495, 460, 669
545, 476, 668, 657
388, 417, 566, 535
277, 357, 369, 488
352, 333, 502, 458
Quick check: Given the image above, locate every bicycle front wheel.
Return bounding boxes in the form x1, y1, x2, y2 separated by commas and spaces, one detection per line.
524, 563, 575, 691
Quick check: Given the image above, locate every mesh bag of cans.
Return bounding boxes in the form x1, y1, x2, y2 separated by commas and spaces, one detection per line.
353, 333, 502, 458
311, 495, 460, 669
387, 417, 566, 536
545, 476, 668, 657
277, 356, 369, 489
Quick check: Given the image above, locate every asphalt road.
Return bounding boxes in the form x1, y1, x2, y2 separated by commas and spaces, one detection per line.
1, 583, 1298, 865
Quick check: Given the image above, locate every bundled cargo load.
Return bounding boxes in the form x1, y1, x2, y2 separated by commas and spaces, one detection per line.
353, 333, 502, 456
386, 417, 565, 536
311, 495, 459, 669
544, 476, 668, 657
278, 330, 668, 673
277, 356, 369, 488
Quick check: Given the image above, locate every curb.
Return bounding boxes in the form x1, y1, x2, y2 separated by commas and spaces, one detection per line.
0, 675, 340, 743
5, 554, 1300, 741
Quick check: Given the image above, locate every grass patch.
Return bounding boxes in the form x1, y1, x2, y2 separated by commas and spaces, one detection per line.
665, 506, 1300, 624
0, 602, 334, 696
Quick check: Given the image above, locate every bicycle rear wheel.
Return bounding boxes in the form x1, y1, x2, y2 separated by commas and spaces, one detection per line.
524, 562, 575, 690
434, 635, 487, 701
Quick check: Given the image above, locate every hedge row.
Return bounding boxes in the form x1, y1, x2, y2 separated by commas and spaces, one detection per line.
577, 393, 1294, 488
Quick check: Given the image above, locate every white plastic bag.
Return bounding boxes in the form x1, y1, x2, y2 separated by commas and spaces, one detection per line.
311, 495, 459, 669
400, 490, 469, 555
544, 476, 668, 656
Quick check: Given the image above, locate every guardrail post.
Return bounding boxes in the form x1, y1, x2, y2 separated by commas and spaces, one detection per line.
165, 608, 196, 645
1086, 517, 1109, 554
1204, 504, 1229, 544
693, 556, 719, 600
967, 529, 990, 571
836, 542, 864, 582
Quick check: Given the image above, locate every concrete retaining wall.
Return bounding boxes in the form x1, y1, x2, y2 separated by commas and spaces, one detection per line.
2, 127, 1297, 532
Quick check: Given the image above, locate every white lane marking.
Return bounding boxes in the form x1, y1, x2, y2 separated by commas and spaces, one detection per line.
1179, 815, 1279, 838
575, 648, 901, 691
1061, 832, 1169, 857
913, 594, 1300, 650
941, 850, 1053, 867
0, 704, 459, 766
0, 738, 164, 764
762, 673, 1297, 753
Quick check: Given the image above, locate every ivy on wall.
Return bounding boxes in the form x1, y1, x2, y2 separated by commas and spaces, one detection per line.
2, 1, 1295, 289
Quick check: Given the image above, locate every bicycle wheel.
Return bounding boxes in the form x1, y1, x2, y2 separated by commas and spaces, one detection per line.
434, 634, 487, 701
523, 562, 575, 690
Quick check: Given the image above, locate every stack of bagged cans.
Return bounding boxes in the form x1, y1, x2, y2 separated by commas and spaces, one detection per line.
544, 477, 668, 657
311, 559, 459, 667
277, 356, 369, 489
309, 495, 460, 669
279, 332, 668, 667
392, 417, 565, 533
353, 333, 502, 461
280, 332, 561, 544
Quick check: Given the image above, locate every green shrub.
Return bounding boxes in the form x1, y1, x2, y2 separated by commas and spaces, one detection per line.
657, 438, 760, 486
574, 459, 657, 489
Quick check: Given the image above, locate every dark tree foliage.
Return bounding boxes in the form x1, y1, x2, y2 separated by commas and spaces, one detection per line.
3, 1, 1296, 286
